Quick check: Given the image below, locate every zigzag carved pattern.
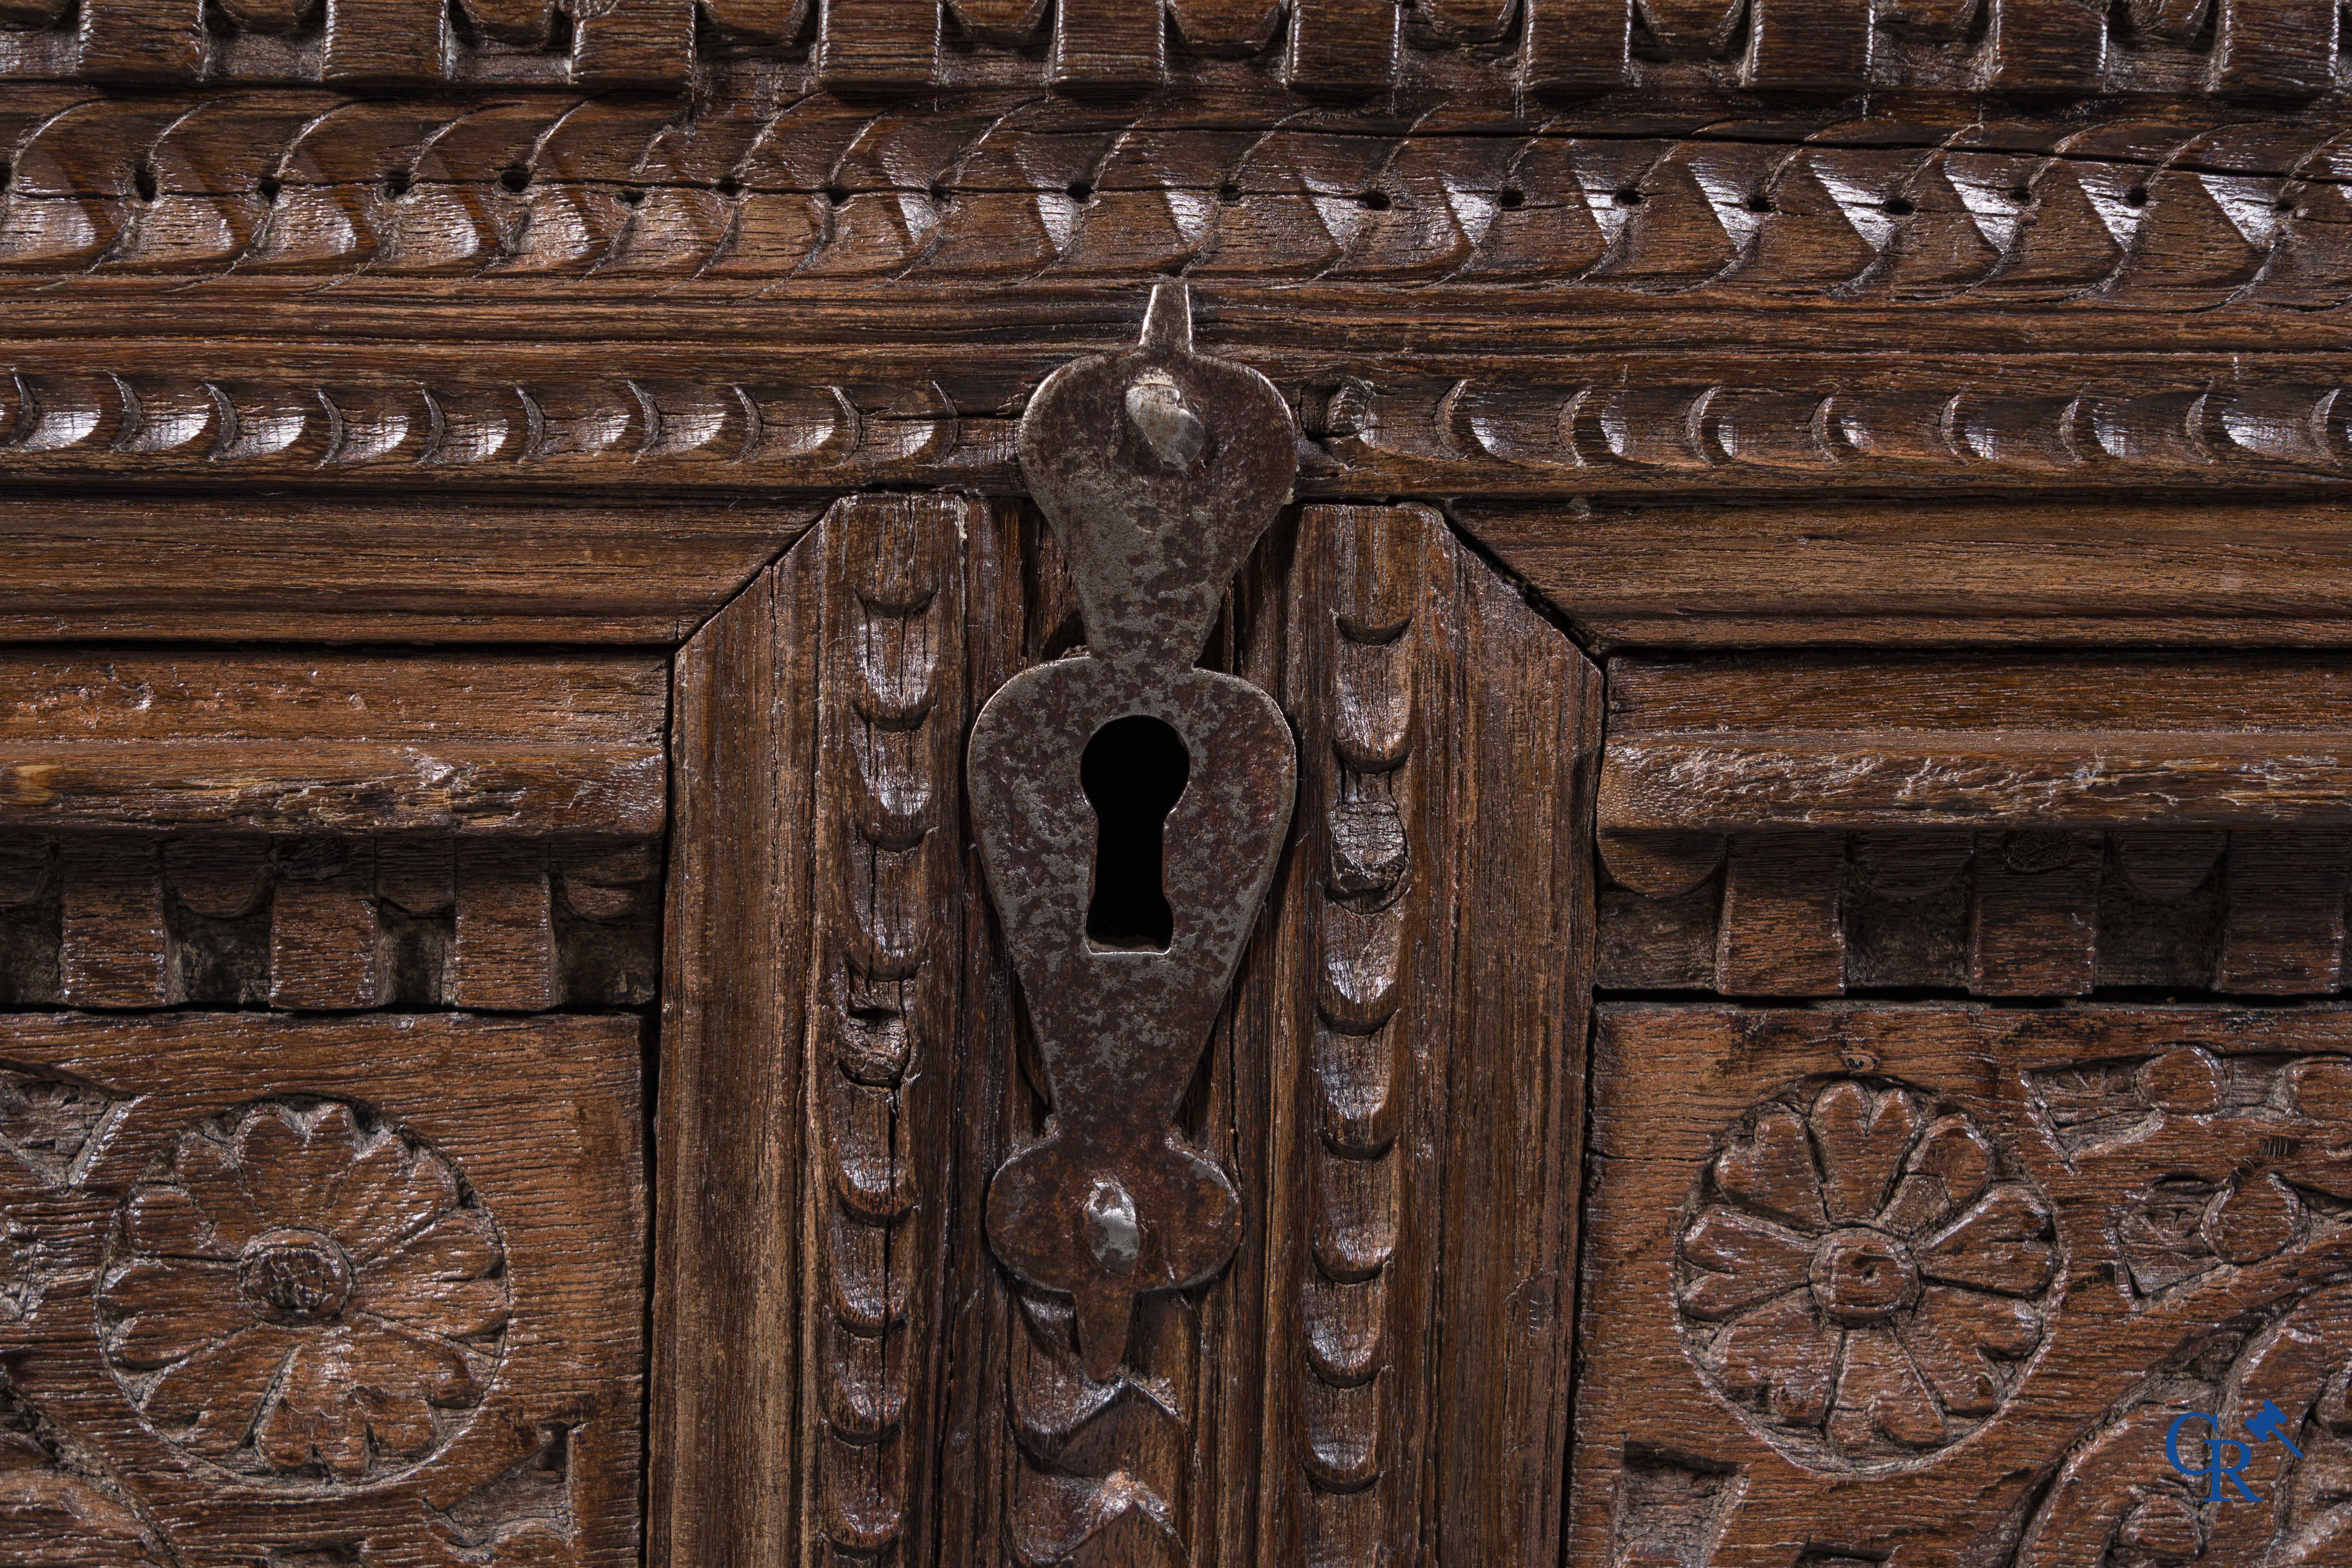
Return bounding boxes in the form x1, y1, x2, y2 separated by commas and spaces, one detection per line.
0, 0, 2338, 96
1003, 1288, 1195, 1566
1297, 506, 1426, 1564
809, 495, 962, 1565
6, 94, 2352, 306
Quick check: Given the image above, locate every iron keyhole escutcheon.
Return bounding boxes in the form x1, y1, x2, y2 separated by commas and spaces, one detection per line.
969, 281, 1299, 1380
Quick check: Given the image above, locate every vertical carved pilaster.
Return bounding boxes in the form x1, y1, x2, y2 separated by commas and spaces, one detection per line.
1271, 504, 1445, 1567
1264, 502, 1595, 1568
1308, 506, 1423, 1560
970, 284, 1299, 1568
806, 494, 969, 1568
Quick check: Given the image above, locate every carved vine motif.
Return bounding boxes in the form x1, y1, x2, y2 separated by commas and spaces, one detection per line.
0, 1368, 165, 1566
2016, 1282, 2352, 1567
2031, 1044, 2352, 1160
96, 1098, 509, 1487
1675, 1077, 2062, 1474
0, 1063, 123, 1187
2117, 1168, 2348, 1302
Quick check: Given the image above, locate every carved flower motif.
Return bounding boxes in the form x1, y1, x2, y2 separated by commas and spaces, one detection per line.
1675, 1078, 2061, 1474
97, 1100, 507, 1486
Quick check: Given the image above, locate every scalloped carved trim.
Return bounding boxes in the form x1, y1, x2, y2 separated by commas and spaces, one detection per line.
803, 494, 971, 1566
14, 365, 2352, 499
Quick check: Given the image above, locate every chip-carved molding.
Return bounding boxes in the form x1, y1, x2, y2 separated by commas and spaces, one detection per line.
4, 92, 2352, 313
1597, 655, 2352, 999
1283, 504, 1436, 1559
0, 0, 2345, 99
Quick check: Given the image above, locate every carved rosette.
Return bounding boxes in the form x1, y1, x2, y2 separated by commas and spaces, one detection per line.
1675, 1076, 2061, 1474
96, 1098, 509, 1487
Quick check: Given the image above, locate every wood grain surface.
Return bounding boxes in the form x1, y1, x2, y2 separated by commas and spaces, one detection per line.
1474, 501, 2352, 649
1574, 1005, 2352, 1568
0, 0, 2332, 94
0, 496, 814, 644
1602, 653, 2352, 839
0, 652, 666, 834
652, 496, 1597, 1567
0, 1011, 645, 1566
18, 0, 2352, 1557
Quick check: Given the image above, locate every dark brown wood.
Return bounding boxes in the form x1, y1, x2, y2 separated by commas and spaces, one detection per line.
2219, 829, 2352, 992
0, 652, 667, 834
1474, 502, 2352, 650
1598, 653, 2352, 1002
21, 5, 2352, 1562
0, 1012, 644, 1564
1575, 1005, 2352, 1567
6, 0, 2339, 89
2213, 0, 2337, 96
1715, 833, 1846, 998
0, 496, 815, 644
650, 525, 809, 1568
266, 838, 380, 1009
652, 496, 1597, 1566
0, 828, 655, 1013
1746, 0, 1871, 87
1602, 653, 2352, 844
1969, 830, 2102, 996
1050, 0, 1163, 88
319, 0, 443, 79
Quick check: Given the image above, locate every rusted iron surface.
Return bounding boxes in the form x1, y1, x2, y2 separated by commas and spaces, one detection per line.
970, 283, 1299, 1381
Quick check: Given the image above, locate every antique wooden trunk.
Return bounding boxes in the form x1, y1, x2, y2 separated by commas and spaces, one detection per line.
3, 2, 2351, 1565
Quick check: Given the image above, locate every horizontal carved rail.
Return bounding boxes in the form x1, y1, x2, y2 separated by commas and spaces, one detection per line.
0, 0, 2336, 96
0, 94, 2350, 310
1600, 827, 2352, 999
1601, 655, 2352, 865
14, 369, 2352, 497
1597, 654, 2352, 1000
0, 830, 660, 1009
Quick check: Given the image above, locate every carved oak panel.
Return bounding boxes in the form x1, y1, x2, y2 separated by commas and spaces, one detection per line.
1574, 1005, 2352, 1568
0, 1012, 644, 1566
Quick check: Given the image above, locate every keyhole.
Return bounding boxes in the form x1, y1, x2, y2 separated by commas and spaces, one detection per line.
1080, 715, 1190, 952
